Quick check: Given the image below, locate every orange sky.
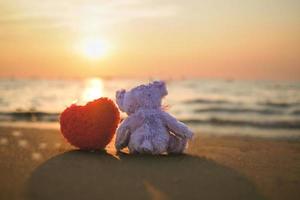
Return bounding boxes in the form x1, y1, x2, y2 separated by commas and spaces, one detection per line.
0, 0, 300, 80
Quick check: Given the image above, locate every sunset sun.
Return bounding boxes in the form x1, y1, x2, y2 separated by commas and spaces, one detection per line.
80, 38, 108, 60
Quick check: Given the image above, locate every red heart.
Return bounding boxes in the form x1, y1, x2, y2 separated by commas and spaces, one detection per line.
60, 97, 120, 150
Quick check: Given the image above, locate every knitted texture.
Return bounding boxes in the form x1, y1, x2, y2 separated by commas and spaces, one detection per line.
60, 98, 120, 150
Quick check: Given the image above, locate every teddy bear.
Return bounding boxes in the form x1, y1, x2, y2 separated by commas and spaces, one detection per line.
115, 81, 193, 154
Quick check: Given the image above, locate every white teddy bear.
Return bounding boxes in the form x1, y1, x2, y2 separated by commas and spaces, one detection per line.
115, 81, 193, 154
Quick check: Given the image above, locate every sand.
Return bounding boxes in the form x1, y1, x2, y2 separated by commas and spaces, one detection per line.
0, 126, 299, 200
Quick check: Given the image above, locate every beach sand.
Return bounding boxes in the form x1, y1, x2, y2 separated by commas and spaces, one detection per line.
0, 126, 299, 200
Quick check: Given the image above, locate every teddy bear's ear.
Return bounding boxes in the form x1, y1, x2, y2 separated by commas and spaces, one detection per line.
154, 81, 168, 97
116, 89, 125, 98
116, 89, 126, 111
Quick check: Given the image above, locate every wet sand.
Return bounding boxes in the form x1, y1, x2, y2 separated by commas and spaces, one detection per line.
0, 126, 299, 200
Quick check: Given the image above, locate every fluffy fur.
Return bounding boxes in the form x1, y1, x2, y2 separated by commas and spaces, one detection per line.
60, 98, 120, 150
115, 81, 193, 154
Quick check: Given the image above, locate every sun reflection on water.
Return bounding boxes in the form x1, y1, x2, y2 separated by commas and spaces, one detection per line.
81, 78, 104, 103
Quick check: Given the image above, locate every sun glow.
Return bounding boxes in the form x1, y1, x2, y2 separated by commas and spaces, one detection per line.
80, 38, 108, 60
81, 78, 104, 103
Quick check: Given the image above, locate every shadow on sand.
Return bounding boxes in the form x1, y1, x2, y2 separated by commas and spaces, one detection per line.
26, 150, 263, 200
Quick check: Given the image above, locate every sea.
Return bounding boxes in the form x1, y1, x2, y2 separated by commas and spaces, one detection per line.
1, 78, 300, 139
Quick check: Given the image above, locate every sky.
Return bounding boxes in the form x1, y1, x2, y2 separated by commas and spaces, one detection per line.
0, 0, 299, 80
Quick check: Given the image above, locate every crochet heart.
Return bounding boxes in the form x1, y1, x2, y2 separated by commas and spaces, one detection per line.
60, 98, 120, 150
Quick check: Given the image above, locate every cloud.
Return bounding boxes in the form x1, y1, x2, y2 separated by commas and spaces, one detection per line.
0, 0, 178, 31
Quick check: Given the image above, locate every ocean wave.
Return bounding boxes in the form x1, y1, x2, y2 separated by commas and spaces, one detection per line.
181, 118, 300, 130
258, 101, 300, 108
0, 112, 59, 122
1, 112, 299, 130
291, 110, 300, 115
183, 98, 300, 109
195, 107, 282, 115
183, 98, 231, 105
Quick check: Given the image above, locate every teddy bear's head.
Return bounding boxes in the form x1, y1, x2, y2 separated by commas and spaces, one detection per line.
116, 81, 168, 115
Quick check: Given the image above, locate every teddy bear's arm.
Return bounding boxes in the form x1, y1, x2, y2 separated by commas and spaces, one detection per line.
115, 118, 131, 151
115, 113, 144, 151
162, 112, 193, 139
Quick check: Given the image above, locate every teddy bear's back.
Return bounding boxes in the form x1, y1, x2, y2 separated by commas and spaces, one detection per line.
128, 110, 170, 154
